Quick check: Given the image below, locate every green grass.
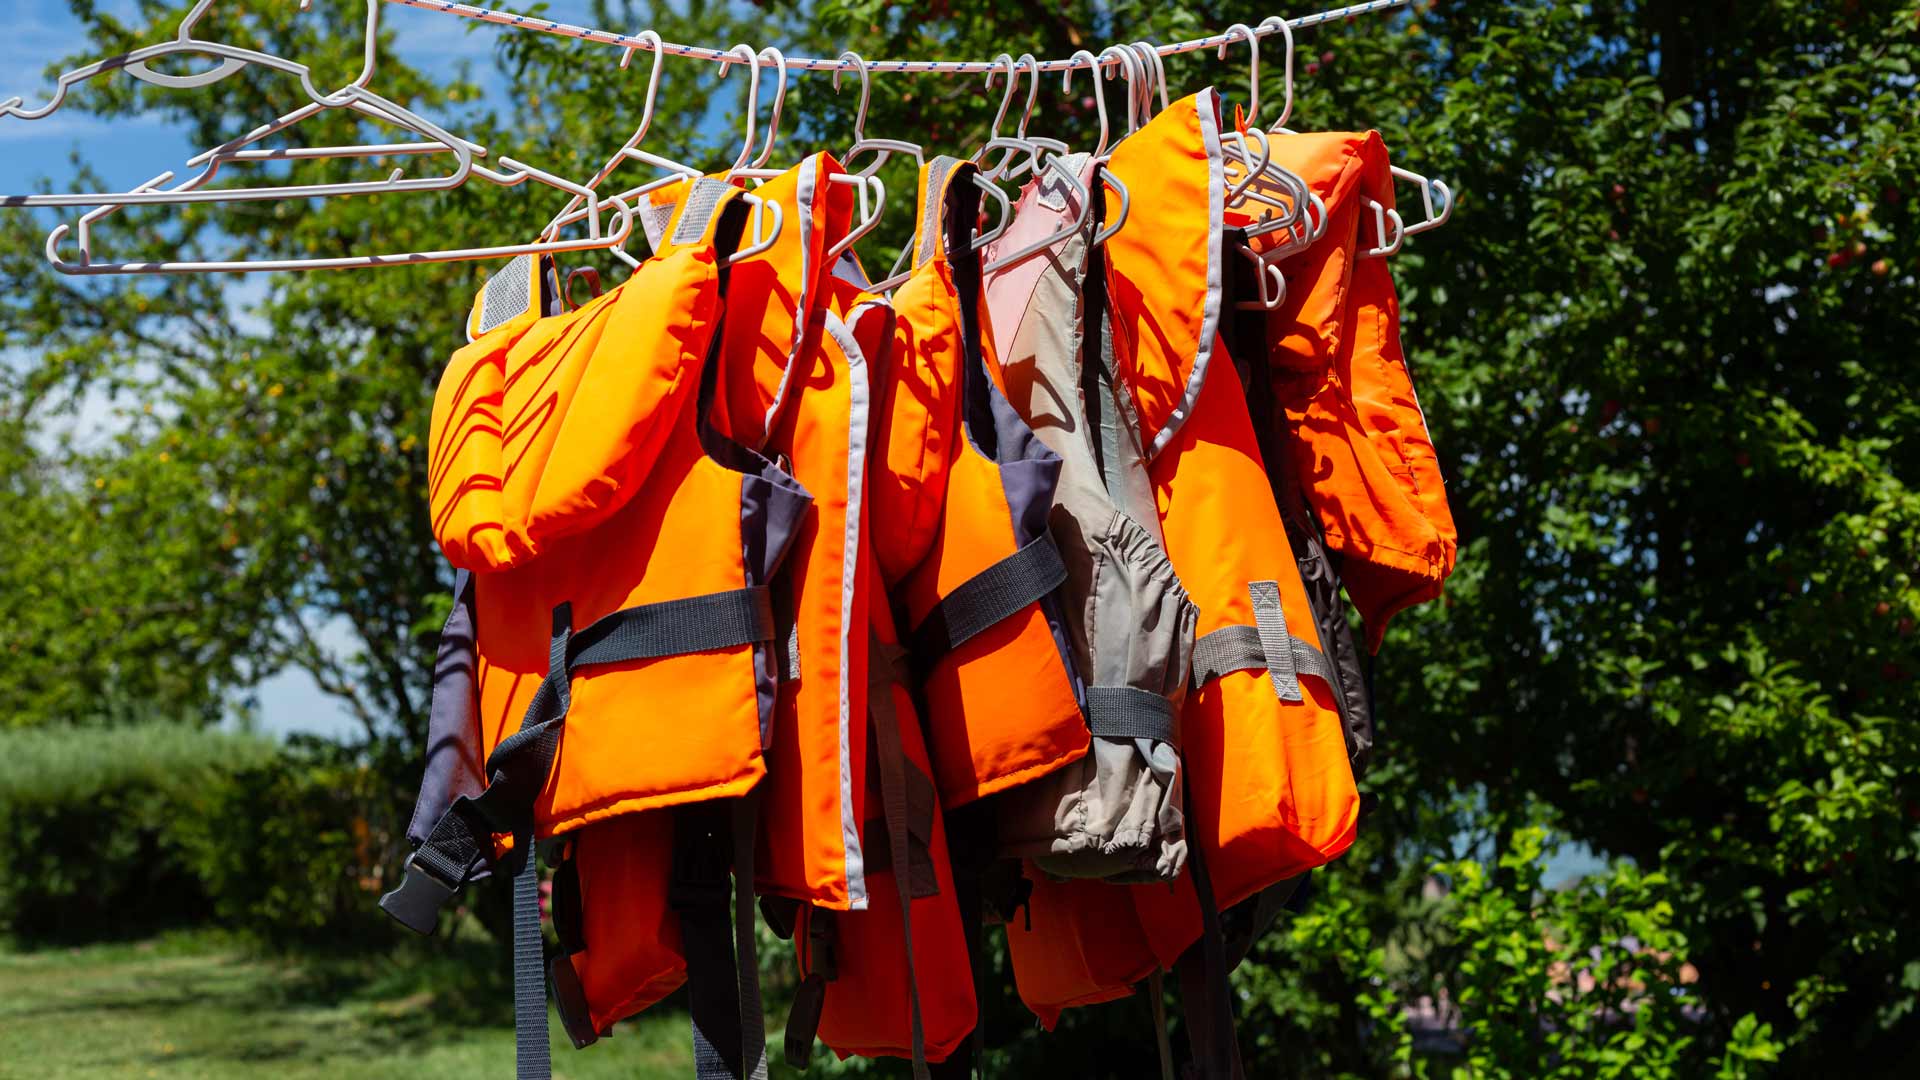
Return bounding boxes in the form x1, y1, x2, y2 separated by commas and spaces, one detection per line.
0, 932, 695, 1079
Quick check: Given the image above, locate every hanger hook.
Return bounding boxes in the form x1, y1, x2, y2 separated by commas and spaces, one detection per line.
1132, 41, 1169, 117
1062, 50, 1109, 157
1015, 53, 1044, 140
1098, 45, 1140, 136
831, 50, 873, 146
752, 46, 788, 168
615, 31, 667, 143
716, 44, 760, 174
1255, 16, 1296, 130
984, 53, 1018, 142
1217, 23, 1260, 127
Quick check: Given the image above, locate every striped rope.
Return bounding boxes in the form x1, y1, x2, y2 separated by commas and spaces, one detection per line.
379, 0, 1411, 76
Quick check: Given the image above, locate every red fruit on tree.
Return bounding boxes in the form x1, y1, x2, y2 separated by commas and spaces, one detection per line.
1643, 417, 1662, 435
1611, 183, 1626, 199
1883, 662, 1907, 682
1735, 451, 1751, 468
1852, 240, 1869, 257
1899, 617, 1915, 637
1321, 50, 1336, 65
1871, 259, 1890, 277
1306, 60, 1321, 75
1601, 399, 1621, 422
1827, 251, 1849, 268
1884, 186, 1901, 204
1609, 228, 1621, 242
1875, 601, 1892, 617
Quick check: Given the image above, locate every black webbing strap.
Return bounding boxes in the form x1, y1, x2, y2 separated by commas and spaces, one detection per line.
547, 842, 601, 1051
858, 753, 940, 898
783, 906, 837, 1069
870, 637, 932, 1080
673, 797, 769, 1080
380, 587, 776, 936
732, 795, 768, 1080
1174, 778, 1245, 1080
908, 531, 1067, 663
1084, 685, 1179, 745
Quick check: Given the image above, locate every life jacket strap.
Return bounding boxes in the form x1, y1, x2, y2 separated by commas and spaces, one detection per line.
1187, 584, 1338, 700
908, 530, 1068, 663
869, 635, 933, 1080
1173, 775, 1246, 1080
672, 795, 769, 1080
1083, 686, 1180, 746
380, 586, 779, 936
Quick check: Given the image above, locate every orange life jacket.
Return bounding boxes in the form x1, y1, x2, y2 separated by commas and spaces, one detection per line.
1106, 92, 1361, 968
389, 186, 804, 1080
779, 234, 985, 1075
868, 157, 1088, 807
1259, 131, 1458, 650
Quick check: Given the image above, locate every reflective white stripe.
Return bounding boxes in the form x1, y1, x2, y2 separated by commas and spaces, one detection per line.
823, 308, 871, 912
762, 156, 818, 438
1147, 91, 1226, 460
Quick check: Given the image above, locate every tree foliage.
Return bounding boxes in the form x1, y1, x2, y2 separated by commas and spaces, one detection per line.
2, 0, 1917, 1074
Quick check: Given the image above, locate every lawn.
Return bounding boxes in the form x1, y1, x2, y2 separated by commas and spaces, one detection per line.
0, 933, 696, 1079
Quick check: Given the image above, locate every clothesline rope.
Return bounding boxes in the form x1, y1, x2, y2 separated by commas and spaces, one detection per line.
378, 0, 1412, 75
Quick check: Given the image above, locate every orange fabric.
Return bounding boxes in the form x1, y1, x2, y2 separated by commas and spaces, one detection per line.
1104, 97, 1360, 966
1262, 131, 1457, 650
1005, 868, 1155, 1029
798, 582, 976, 1064
1128, 333, 1360, 965
870, 159, 1086, 807
427, 184, 807, 838
565, 813, 685, 1033
690, 156, 880, 913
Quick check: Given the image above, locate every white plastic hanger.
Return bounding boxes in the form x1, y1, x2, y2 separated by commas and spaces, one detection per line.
27, 2, 645, 273
544, 42, 784, 270
2, 1, 489, 209
724, 46, 887, 261
831, 51, 925, 179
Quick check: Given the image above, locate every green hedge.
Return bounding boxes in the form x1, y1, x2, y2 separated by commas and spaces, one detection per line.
0, 725, 395, 945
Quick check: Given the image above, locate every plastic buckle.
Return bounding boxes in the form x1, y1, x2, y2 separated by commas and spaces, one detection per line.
378, 854, 460, 935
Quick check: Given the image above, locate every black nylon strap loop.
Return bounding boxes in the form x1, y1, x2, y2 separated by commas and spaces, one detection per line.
382, 586, 777, 937
909, 531, 1067, 661
1084, 686, 1179, 745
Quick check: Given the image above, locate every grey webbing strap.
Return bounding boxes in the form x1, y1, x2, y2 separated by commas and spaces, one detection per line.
381, 587, 776, 936
1187, 584, 1337, 702
1248, 581, 1300, 701
870, 638, 932, 1080
1084, 686, 1179, 745
512, 833, 550, 1078
1149, 968, 1175, 1080
908, 531, 1068, 661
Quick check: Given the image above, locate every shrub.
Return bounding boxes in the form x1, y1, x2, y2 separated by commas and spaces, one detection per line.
0, 724, 278, 941
171, 736, 400, 943
0, 725, 397, 946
